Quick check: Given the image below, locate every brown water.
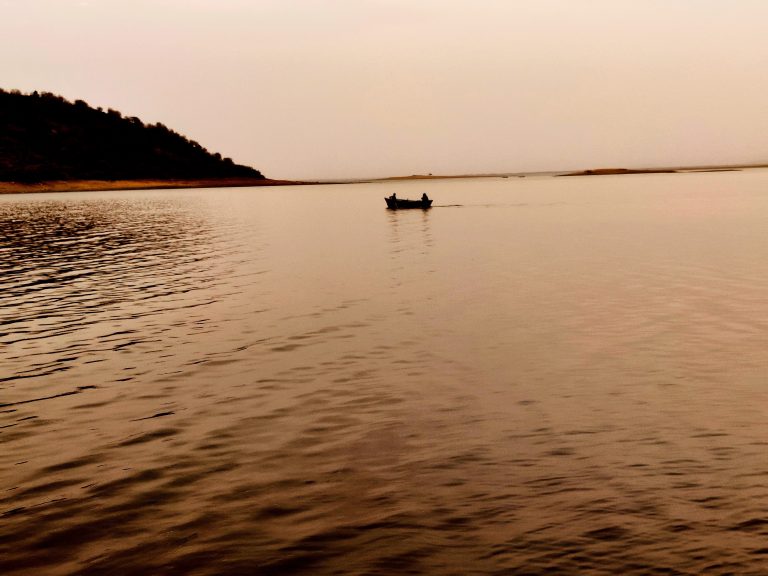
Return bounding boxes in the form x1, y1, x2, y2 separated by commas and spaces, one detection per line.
3, 171, 768, 575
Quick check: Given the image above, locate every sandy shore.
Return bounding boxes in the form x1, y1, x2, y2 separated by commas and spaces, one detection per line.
0, 177, 311, 194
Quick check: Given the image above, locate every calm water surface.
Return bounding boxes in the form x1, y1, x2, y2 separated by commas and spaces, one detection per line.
3, 171, 768, 574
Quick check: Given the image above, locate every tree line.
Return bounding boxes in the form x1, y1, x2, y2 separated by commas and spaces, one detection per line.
0, 88, 264, 182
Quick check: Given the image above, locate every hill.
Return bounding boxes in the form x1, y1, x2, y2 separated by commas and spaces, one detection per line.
0, 89, 264, 182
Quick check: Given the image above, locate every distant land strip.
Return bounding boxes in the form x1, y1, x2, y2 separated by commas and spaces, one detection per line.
0, 177, 311, 194
352, 165, 759, 183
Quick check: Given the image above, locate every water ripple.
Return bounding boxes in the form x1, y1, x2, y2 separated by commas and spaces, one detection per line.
4, 176, 768, 574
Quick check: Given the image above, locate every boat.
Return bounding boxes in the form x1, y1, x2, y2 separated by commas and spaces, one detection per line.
385, 196, 433, 210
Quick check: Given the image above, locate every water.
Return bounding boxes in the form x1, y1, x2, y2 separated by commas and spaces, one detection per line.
3, 171, 768, 574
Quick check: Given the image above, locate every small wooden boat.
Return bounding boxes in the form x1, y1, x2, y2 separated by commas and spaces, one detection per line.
385, 196, 433, 210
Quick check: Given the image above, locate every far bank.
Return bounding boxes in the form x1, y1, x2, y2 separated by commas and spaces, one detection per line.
0, 177, 313, 194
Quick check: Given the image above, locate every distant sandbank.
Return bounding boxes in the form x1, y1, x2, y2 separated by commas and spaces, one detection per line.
558, 166, 746, 177
560, 168, 678, 176
363, 163, 759, 182
0, 177, 310, 194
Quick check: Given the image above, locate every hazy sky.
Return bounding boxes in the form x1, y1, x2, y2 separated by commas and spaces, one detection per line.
3, 0, 768, 179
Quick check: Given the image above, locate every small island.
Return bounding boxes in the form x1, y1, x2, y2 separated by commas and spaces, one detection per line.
559, 167, 679, 177
0, 89, 302, 193
559, 166, 749, 177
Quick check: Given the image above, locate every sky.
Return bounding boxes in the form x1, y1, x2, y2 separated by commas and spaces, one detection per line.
3, 0, 768, 179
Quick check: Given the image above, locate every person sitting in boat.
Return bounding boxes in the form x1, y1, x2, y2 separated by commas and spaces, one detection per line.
421, 193, 429, 202
391, 193, 397, 200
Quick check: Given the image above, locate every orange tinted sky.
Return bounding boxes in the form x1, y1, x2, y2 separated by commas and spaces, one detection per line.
3, 0, 768, 179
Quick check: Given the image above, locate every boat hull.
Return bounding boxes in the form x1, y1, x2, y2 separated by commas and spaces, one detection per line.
385, 197, 433, 210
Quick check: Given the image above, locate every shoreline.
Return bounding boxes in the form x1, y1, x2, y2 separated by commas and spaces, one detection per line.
0, 177, 312, 194
3, 162, 767, 194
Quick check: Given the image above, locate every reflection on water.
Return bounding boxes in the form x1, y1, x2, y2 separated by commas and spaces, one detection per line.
3, 173, 768, 574
1, 198, 226, 399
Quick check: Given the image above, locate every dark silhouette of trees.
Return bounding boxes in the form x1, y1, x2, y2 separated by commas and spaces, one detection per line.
0, 88, 264, 182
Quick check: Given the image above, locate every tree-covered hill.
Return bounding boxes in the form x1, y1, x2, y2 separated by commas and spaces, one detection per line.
0, 89, 264, 182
